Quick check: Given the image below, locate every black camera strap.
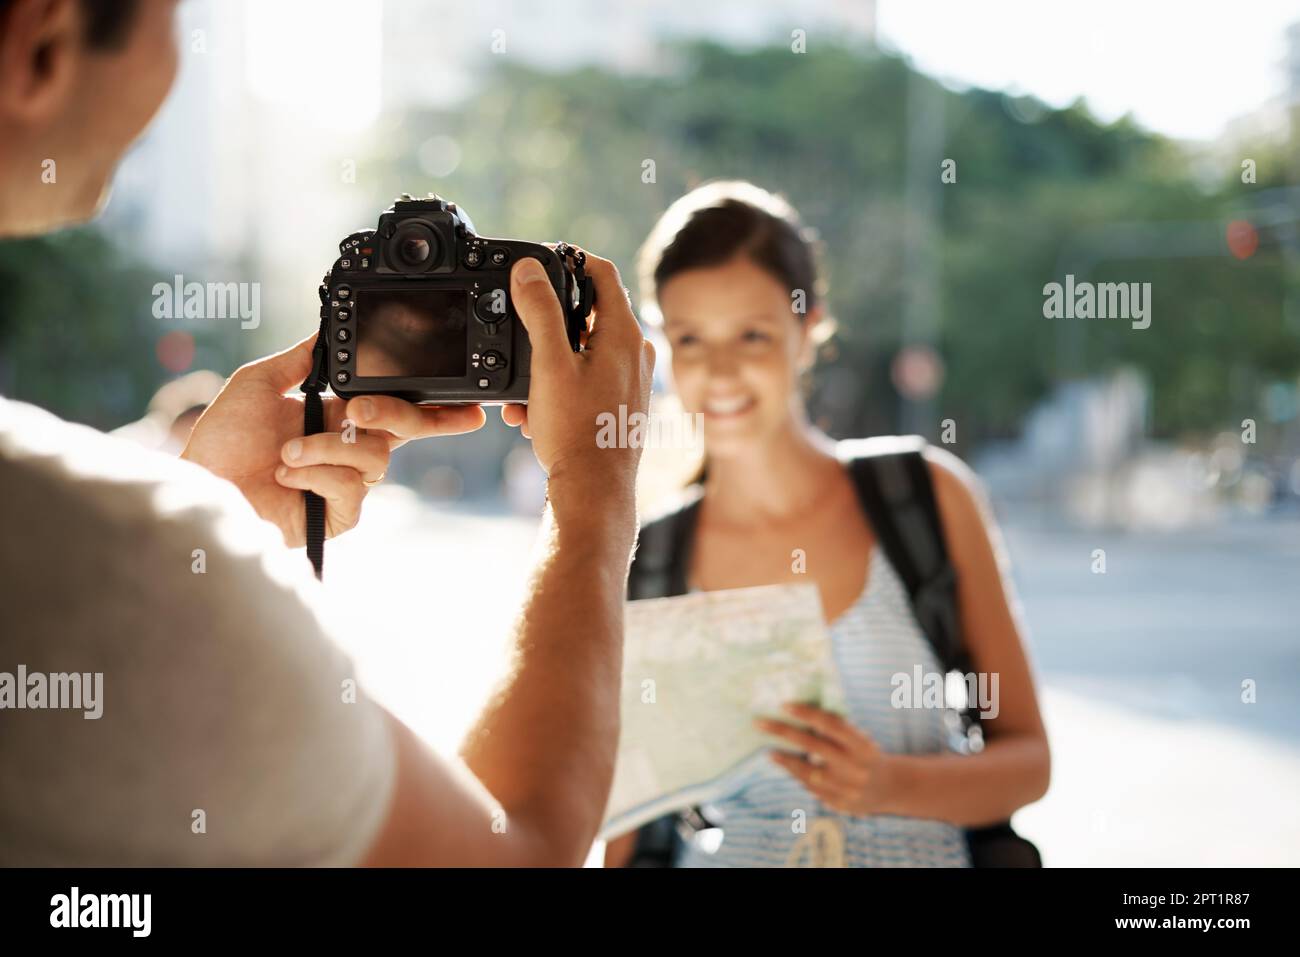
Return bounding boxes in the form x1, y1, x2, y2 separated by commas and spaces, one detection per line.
300, 276, 332, 579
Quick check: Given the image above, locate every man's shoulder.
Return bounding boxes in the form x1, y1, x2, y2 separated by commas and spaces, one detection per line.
0, 400, 395, 866
3, 394, 210, 492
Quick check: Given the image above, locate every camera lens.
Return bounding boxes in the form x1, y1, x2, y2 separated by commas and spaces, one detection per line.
389, 222, 441, 272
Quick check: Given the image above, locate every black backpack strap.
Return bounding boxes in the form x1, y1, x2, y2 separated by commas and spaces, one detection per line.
840, 439, 1041, 866
837, 438, 970, 676
627, 487, 703, 600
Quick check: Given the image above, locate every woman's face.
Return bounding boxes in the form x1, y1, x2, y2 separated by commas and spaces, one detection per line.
658, 256, 816, 457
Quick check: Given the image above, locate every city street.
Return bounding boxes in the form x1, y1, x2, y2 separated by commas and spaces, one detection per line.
324, 486, 1300, 866
1001, 514, 1300, 866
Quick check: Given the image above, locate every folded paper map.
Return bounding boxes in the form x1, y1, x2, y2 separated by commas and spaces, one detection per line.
600, 583, 845, 839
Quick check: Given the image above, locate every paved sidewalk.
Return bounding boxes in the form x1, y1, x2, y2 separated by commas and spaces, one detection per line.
1016, 684, 1300, 867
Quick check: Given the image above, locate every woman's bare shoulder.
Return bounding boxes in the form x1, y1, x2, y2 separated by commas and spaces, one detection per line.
920, 444, 999, 552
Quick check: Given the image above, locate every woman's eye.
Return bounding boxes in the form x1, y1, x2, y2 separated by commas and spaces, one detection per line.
674, 334, 699, 347
741, 329, 770, 343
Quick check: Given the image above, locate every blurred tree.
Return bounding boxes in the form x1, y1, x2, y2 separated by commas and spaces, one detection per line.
4, 41, 1295, 450
374, 40, 1299, 450
0, 228, 232, 429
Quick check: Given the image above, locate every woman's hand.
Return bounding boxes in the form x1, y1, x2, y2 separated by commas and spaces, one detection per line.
757, 702, 900, 817
181, 333, 487, 547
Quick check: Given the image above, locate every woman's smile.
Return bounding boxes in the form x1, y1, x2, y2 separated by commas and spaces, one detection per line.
703, 394, 757, 419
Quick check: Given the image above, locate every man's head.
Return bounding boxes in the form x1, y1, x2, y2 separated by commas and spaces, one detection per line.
0, 0, 179, 237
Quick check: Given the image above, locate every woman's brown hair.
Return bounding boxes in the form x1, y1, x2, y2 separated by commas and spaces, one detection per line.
637, 180, 826, 323
637, 181, 832, 487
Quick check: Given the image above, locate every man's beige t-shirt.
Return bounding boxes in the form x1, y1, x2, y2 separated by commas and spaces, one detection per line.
0, 396, 396, 865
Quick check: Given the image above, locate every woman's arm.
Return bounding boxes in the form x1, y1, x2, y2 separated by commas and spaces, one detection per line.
878, 448, 1050, 826
760, 447, 1050, 827
604, 831, 638, 867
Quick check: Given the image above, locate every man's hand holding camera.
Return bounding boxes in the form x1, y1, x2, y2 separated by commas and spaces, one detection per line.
180, 335, 487, 546
502, 253, 654, 527
181, 248, 653, 554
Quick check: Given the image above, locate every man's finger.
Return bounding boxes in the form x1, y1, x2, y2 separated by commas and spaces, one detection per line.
281, 432, 390, 484
235, 333, 316, 393
500, 404, 531, 439
511, 256, 571, 372
274, 464, 365, 519
346, 395, 486, 443
582, 253, 642, 345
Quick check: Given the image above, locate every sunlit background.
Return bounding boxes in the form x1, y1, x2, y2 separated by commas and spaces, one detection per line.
2, 0, 1298, 865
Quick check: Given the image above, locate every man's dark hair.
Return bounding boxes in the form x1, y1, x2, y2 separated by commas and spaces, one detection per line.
79, 0, 140, 49
0, 0, 140, 50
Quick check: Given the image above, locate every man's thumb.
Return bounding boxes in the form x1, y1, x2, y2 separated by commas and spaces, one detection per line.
237, 333, 316, 392
511, 257, 568, 369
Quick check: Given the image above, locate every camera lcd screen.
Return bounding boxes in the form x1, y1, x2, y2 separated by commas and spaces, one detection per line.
354, 289, 468, 378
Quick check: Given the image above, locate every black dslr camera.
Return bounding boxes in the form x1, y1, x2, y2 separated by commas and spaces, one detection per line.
314, 193, 593, 404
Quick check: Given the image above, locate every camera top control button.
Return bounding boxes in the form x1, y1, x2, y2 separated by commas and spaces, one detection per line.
337, 285, 352, 300
481, 350, 506, 371
339, 230, 374, 254
464, 248, 483, 268
489, 248, 509, 267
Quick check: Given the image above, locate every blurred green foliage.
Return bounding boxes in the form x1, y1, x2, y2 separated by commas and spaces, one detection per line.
373, 41, 1300, 448
2, 40, 1296, 448
0, 230, 164, 429
0, 229, 233, 430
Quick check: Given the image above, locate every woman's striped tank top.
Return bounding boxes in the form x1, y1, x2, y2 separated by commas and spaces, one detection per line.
677, 543, 972, 868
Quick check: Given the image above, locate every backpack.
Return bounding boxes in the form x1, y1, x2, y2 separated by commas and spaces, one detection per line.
622, 435, 1042, 868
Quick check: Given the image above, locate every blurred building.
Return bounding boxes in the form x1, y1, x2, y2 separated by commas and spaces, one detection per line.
101, 0, 252, 271
1287, 21, 1300, 104
1219, 19, 1300, 155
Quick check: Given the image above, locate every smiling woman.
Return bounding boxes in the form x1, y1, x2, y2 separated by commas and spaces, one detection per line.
638, 181, 835, 484
606, 180, 1051, 868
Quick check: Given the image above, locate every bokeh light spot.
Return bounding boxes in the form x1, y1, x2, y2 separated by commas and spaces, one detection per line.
157, 331, 195, 373
1226, 220, 1258, 260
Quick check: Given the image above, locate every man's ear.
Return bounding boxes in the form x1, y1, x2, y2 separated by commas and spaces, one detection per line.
0, 0, 82, 126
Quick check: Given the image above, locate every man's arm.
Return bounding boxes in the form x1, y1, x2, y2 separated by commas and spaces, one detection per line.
362, 474, 635, 867
360, 253, 654, 866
